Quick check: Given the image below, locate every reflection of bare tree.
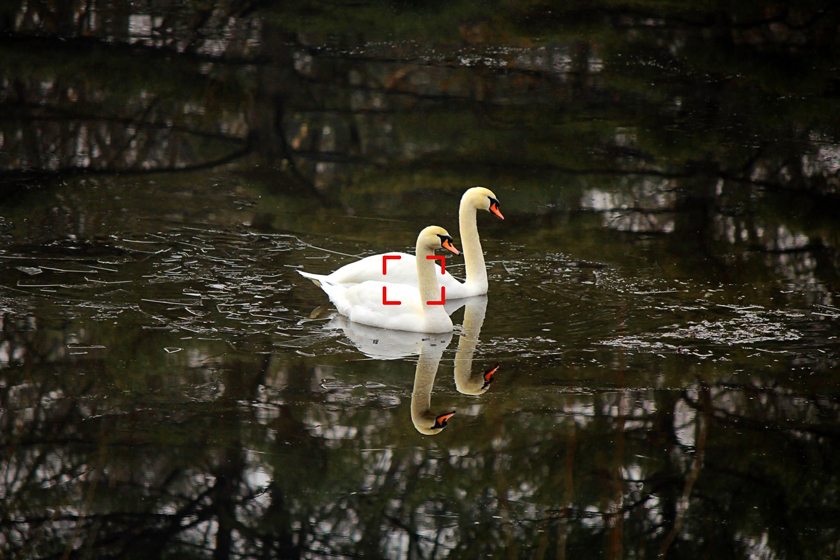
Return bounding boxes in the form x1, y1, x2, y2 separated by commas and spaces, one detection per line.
2, 1, 840, 557
2, 311, 838, 557
0, 311, 304, 557
5, 0, 840, 211
1, 44, 252, 181
659, 384, 709, 557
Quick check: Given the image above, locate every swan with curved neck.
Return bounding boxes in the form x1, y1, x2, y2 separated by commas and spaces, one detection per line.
451, 296, 499, 395
297, 187, 503, 299
411, 335, 456, 436
455, 188, 503, 297
312, 226, 460, 333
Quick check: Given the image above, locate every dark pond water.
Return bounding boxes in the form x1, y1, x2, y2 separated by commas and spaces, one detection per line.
1, 2, 839, 558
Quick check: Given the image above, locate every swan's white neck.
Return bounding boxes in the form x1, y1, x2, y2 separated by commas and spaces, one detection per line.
415, 239, 442, 308
459, 199, 488, 294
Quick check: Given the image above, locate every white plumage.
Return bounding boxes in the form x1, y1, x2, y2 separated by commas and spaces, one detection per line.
296, 187, 503, 299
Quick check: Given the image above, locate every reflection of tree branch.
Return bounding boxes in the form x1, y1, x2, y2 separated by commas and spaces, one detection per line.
535, 492, 657, 524
682, 386, 839, 439
0, 34, 269, 66
658, 387, 709, 557
719, 170, 838, 198
747, 241, 825, 254
108, 480, 222, 556
398, 157, 694, 178
289, 149, 382, 166
0, 108, 247, 144
534, 5, 838, 36
0, 145, 252, 185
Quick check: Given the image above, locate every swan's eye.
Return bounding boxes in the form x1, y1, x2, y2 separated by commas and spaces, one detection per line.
436, 235, 460, 255
487, 197, 505, 220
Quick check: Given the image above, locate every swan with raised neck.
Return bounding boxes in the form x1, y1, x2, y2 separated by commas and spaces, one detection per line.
457, 187, 503, 297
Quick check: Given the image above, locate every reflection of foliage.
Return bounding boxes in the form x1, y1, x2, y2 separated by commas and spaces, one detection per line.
2, 320, 838, 558
4, 0, 840, 194
0, 38, 253, 179
1, 2, 840, 557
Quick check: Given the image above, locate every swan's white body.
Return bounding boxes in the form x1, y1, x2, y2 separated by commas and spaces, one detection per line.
308, 226, 456, 333
297, 187, 503, 299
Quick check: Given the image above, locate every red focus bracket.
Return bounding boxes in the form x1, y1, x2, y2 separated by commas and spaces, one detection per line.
382, 285, 401, 305
382, 254, 401, 275
426, 285, 446, 306
382, 255, 402, 305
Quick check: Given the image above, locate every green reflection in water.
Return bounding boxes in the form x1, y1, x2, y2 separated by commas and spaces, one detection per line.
1, 1, 839, 559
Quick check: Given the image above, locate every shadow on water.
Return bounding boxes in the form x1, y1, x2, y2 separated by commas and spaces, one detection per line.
1, 1, 839, 558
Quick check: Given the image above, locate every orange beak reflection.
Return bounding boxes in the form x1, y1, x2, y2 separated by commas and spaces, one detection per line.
434, 411, 456, 429
442, 238, 460, 255
490, 203, 505, 220
483, 364, 500, 387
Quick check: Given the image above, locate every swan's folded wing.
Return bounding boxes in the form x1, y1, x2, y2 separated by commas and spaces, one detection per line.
325, 252, 461, 289
346, 281, 424, 313
324, 253, 414, 285
342, 281, 437, 331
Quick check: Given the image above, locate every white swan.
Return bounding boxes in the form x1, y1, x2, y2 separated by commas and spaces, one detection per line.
306, 226, 460, 333
297, 187, 503, 298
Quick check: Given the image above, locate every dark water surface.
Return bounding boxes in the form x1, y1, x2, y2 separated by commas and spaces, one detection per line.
2, 2, 839, 558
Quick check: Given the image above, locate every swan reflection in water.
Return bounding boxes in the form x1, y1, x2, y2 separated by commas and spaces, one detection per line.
446, 296, 499, 397
325, 296, 499, 435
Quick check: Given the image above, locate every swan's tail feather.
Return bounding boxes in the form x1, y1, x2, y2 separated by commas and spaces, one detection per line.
297, 269, 327, 288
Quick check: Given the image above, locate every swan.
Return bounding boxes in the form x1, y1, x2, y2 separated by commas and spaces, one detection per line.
305, 226, 460, 333
297, 187, 504, 298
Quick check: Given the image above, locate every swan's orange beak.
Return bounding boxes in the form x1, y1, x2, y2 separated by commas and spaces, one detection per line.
482, 364, 500, 388
489, 201, 505, 220
433, 411, 456, 429
442, 238, 460, 255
